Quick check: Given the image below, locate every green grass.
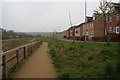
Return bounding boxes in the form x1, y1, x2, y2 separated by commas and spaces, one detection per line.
3, 37, 119, 78
2, 37, 41, 52
39, 37, 120, 78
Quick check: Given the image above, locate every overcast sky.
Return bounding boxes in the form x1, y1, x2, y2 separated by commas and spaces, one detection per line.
0, 0, 119, 32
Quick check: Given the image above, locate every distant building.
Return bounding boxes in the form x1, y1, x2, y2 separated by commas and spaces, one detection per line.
56, 31, 67, 38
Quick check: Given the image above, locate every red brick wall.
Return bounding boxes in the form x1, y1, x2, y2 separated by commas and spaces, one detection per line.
106, 13, 120, 42
94, 16, 105, 41
107, 14, 120, 31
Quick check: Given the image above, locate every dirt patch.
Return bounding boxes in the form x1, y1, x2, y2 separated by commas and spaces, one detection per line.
14, 42, 57, 78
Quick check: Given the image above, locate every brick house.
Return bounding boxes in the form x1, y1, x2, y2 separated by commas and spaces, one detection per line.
106, 13, 120, 41
80, 23, 84, 40
93, 3, 120, 42
61, 2, 120, 42
69, 27, 75, 39
94, 15, 105, 41
66, 27, 74, 39
105, 3, 120, 42
56, 31, 67, 38
66, 28, 70, 39
74, 23, 85, 40
74, 25, 81, 40
82, 17, 94, 41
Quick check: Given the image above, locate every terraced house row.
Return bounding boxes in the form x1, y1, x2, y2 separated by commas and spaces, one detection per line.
57, 3, 120, 42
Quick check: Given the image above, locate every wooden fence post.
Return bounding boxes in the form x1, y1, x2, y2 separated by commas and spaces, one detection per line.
1, 41, 43, 79
2, 55, 7, 78
16, 50, 19, 65
23, 47, 26, 59
35, 43, 37, 48
31, 45, 32, 53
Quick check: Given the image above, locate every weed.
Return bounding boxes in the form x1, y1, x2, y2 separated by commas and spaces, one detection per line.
59, 72, 70, 79
39, 37, 119, 78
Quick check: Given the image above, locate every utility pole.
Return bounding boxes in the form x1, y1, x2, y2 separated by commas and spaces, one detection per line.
69, 10, 72, 27
84, 0, 87, 42
68, 10, 75, 42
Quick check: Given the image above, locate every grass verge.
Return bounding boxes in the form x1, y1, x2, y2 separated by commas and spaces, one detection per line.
39, 37, 120, 78
2, 37, 40, 52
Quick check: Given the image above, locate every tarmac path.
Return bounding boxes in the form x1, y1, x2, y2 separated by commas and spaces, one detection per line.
14, 42, 57, 78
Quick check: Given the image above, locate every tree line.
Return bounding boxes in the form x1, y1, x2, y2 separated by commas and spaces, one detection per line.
0, 28, 41, 40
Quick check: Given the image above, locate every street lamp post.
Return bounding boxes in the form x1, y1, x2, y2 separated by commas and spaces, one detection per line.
68, 10, 75, 42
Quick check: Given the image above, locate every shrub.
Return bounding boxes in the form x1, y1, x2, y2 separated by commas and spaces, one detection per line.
103, 60, 117, 78
42, 37, 119, 78
53, 62, 62, 68
59, 72, 70, 79
103, 42, 111, 47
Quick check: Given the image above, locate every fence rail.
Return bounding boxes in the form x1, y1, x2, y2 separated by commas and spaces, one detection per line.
0, 41, 42, 79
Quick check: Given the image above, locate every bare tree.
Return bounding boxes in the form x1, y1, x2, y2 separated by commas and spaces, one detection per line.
94, 0, 114, 42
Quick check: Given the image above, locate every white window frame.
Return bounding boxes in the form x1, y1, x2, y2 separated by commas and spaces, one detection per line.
116, 27, 120, 34
106, 17, 108, 22
109, 27, 112, 33
113, 27, 116, 33
92, 23, 93, 27
116, 14, 120, 20
106, 27, 109, 34
86, 31, 89, 36
109, 17, 112, 22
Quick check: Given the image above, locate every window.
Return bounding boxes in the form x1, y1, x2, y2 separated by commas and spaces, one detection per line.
109, 17, 112, 22
90, 23, 92, 27
83, 32, 85, 35
83, 25, 86, 28
106, 16, 112, 22
87, 24, 89, 28
113, 27, 116, 33
92, 23, 93, 27
116, 27, 120, 34
91, 31, 94, 35
106, 17, 108, 22
106, 27, 109, 34
89, 31, 91, 35
86, 31, 89, 36
116, 14, 120, 20
109, 27, 112, 33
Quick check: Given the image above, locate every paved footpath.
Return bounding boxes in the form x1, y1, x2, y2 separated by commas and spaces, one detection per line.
14, 42, 57, 78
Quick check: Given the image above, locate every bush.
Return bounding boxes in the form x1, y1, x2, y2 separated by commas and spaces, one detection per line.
103, 42, 111, 47
59, 72, 70, 79
41, 37, 119, 78
53, 62, 62, 68
103, 60, 117, 78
